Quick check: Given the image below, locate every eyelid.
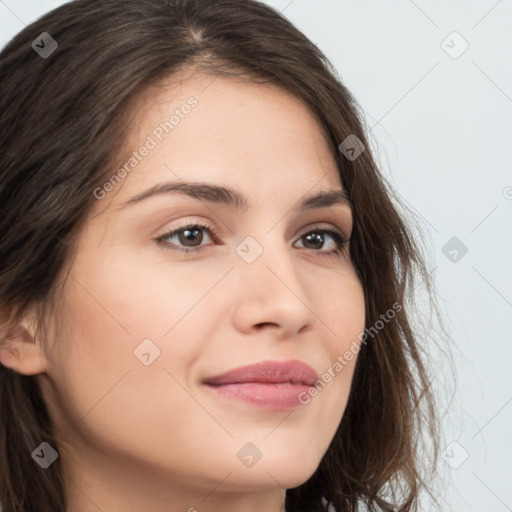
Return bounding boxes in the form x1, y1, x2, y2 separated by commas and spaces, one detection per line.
155, 220, 220, 247
298, 222, 350, 241
155, 218, 350, 241
155, 218, 351, 257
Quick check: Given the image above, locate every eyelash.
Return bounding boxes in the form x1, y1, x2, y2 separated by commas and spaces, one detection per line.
155, 221, 350, 259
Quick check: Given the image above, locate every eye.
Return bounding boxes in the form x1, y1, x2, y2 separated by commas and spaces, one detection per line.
155, 221, 350, 257
155, 221, 218, 254
293, 226, 350, 258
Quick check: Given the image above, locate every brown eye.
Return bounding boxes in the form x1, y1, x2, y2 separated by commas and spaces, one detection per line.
155, 222, 349, 257
294, 226, 350, 257
156, 222, 217, 253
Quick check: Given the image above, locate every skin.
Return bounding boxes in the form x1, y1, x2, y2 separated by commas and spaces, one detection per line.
0, 68, 365, 512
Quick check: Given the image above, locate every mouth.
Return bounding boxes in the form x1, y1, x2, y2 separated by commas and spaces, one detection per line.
202, 359, 318, 411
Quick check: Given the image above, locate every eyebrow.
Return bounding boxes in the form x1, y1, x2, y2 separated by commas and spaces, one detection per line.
118, 180, 353, 213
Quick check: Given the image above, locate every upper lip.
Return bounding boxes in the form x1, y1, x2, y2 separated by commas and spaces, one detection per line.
203, 359, 318, 386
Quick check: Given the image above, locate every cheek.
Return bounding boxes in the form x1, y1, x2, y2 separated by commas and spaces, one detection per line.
45, 273, 213, 471
88, 245, 232, 340
307, 272, 365, 419
47, 277, 137, 425
47, 246, 225, 415
318, 270, 366, 351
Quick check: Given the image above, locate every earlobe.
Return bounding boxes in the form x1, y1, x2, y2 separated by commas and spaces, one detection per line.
0, 317, 48, 375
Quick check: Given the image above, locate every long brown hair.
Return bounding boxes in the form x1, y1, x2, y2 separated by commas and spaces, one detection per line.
0, 1, 443, 510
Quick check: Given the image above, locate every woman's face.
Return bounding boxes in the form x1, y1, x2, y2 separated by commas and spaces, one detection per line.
37, 70, 365, 511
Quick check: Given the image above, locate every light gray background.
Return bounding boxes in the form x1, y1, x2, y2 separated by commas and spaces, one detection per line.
1, 1, 511, 510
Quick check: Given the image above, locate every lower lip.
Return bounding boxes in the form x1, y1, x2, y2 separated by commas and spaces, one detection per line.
203, 382, 313, 410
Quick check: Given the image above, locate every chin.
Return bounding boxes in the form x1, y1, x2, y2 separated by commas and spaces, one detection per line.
228, 453, 321, 491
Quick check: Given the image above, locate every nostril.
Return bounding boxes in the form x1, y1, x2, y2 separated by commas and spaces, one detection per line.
256, 322, 278, 329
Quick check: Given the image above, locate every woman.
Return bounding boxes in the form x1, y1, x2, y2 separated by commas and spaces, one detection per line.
0, 1, 442, 511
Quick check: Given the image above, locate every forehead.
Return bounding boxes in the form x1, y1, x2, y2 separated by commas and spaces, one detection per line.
104, 68, 343, 210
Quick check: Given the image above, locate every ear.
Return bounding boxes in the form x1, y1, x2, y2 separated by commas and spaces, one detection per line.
0, 314, 48, 375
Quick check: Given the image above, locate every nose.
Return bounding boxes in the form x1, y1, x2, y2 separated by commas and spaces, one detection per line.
230, 236, 317, 339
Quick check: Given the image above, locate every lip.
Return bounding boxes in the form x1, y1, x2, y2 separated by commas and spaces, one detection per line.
202, 360, 318, 411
